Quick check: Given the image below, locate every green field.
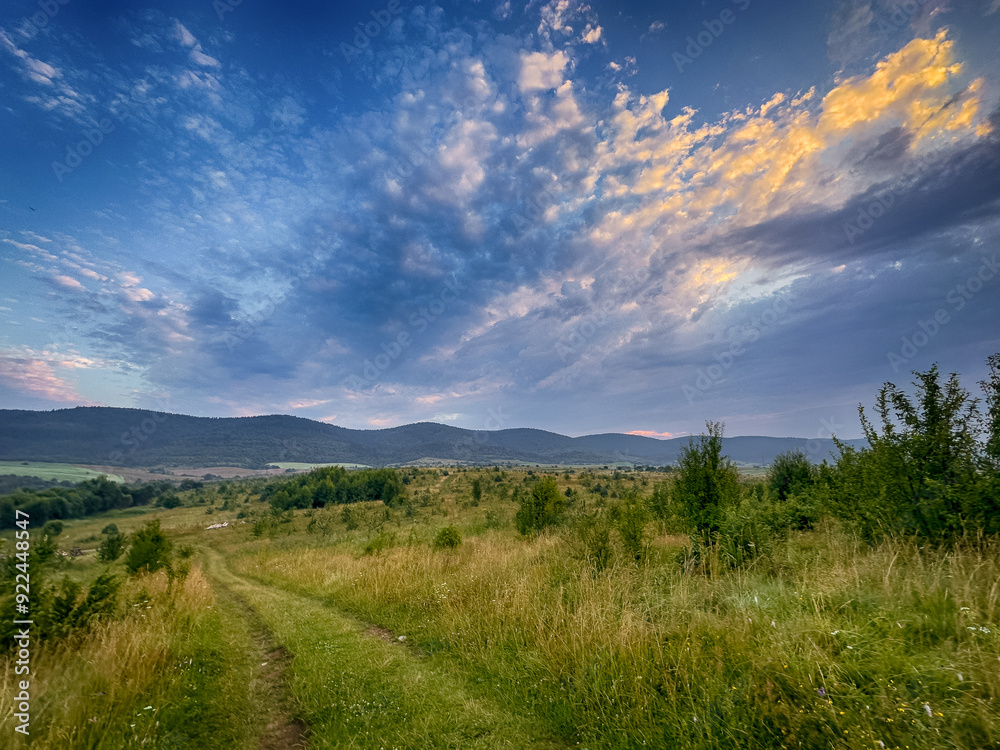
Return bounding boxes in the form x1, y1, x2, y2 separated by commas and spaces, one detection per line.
2, 458, 998, 750
0, 461, 124, 483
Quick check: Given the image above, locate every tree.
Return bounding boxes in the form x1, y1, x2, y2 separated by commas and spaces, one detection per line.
671, 421, 740, 536
124, 520, 173, 575
515, 477, 565, 535
980, 353, 1000, 471
767, 450, 814, 502
97, 525, 127, 563
831, 361, 998, 541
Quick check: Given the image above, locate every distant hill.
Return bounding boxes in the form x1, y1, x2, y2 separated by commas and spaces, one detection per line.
0, 407, 864, 469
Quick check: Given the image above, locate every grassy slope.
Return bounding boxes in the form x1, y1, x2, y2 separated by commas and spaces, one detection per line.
3, 467, 999, 749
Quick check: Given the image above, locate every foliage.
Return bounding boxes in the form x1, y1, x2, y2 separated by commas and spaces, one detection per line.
156, 493, 182, 509
0, 477, 180, 529
671, 421, 740, 536
433, 526, 463, 550
264, 466, 405, 511
767, 450, 814, 502
830, 362, 997, 541
97, 526, 127, 563
124, 520, 173, 575
614, 494, 650, 563
515, 476, 565, 534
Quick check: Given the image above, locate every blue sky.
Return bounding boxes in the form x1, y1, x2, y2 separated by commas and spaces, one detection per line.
0, 0, 998, 440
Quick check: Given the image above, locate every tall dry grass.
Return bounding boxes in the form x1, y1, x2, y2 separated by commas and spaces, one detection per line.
233, 525, 1000, 749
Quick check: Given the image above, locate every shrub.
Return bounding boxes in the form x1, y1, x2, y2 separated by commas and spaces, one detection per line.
97, 528, 127, 563
433, 526, 462, 550
615, 497, 650, 563
124, 520, 173, 575
767, 450, 814, 502
363, 531, 397, 556
515, 477, 565, 535
672, 421, 740, 536
156, 493, 182, 509
571, 513, 612, 572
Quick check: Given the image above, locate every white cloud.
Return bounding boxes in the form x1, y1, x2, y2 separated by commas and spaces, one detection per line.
518, 50, 569, 93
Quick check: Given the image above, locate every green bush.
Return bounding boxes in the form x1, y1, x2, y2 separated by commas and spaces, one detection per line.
615, 497, 649, 563
672, 421, 740, 536
97, 528, 127, 562
828, 362, 997, 542
124, 520, 173, 575
767, 450, 814, 502
433, 526, 462, 550
515, 477, 565, 535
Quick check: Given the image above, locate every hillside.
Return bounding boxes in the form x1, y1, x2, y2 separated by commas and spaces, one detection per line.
0, 407, 863, 469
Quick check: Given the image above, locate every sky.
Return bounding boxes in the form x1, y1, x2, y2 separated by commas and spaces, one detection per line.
0, 0, 998, 441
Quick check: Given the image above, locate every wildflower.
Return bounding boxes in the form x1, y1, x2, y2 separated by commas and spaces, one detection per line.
817, 687, 826, 697
924, 704, 932, 717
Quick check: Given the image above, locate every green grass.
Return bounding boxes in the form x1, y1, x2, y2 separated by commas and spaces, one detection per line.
7, 466, 999, 748
202, 546, 566, 749
0, 568, 263, 749
0, 461, 124, 483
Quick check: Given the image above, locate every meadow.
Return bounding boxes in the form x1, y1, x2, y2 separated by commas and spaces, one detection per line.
0, 462, 125, 484
2, 462, 998, 749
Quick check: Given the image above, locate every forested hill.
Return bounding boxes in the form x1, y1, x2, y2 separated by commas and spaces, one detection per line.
0, 407, 863, 469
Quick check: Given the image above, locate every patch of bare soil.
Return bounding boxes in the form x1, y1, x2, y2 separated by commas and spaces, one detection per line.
210, 578, 308, 750
364, 624, 400, 644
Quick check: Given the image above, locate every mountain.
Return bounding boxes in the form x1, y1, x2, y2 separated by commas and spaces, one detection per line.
0, 407, 864, 469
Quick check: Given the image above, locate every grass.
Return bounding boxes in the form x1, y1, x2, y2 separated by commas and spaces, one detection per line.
0, 462, 125, 484
4, 466, 999, 748
0, 567, 263, 749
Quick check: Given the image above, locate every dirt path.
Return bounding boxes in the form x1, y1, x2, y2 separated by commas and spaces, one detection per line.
200, 545, 570, 750
202, 549, 309, 749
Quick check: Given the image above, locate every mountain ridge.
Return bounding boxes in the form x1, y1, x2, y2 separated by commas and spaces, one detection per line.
0, 406, 865, 469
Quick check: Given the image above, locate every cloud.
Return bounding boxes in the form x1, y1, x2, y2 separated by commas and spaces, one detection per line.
172, 21, 198, 48
626, 430, 676, 439
518, 50, 570, 92
0, 347, 101, 404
